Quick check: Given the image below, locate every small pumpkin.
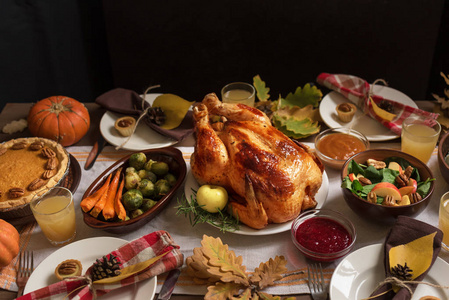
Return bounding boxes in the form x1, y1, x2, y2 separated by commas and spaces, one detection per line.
0, 219, 20, 268
28, 96, 90, 146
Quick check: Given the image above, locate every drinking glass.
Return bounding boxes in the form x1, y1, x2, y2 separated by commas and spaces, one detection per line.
439, 191, 449, 251
221, 82, 256, 107
401, 116, 441, 163
30, 187, 76, 246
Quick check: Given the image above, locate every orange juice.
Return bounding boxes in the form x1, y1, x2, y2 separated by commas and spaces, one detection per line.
31, 189, 76, 246
439, 197, 449, 251
401, 123, 439, 163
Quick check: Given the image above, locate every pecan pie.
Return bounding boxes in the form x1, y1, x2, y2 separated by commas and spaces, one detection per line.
0, 137, 70, 210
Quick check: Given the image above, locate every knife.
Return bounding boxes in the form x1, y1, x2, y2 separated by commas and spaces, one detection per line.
84, 133, 107, 170
156, 268, 181, 300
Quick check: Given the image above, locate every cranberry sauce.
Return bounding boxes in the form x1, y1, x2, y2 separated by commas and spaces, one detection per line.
295, 217, 352, 253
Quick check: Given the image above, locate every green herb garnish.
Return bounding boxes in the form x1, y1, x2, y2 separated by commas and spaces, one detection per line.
175, 189, 240, 233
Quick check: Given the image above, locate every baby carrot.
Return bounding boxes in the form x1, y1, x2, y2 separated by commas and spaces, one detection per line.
102, 168, 122, 220
90, 173, 114, 218
114, 177, 127, 221
80, 173, 112, 213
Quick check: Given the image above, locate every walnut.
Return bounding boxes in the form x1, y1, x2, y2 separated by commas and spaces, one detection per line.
0, 147, 6, 156
8, 188, 25, 198
28, 178, 46, 191
367, 191, 377, 203
383, 195, 397, 206
30, 141, 44, 151
42, 169, 57, 179
359, 177, 372, 186
46, 157, 58, 170
42, 147, 56, 158
367, 159, 386, 169
11, 141, 28, 150
410, 193, 423, 204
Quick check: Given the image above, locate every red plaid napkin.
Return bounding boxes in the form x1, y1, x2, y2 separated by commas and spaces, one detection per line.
316, 73, 439, 135
17, 230, 183, 300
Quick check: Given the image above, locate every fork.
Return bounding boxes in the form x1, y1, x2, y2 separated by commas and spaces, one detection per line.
307, 263, 328, 300
17, 251, 34, 297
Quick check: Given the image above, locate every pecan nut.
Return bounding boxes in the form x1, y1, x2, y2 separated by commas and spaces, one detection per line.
359, 177, 372, 186
57, 262, 78, 275
367, 159, 386, 169
0, 147, 6, 156
42, 169, 57, 179
9, 188, 25, 198
42, 147, 56, 158
409, 192, 423, 204
395, 173, 409, 187
11, 141, 28, 150
30, 141, 44, 151
367, 191, 377, 203
28, 178, 46, 191
46, 157, 58, 170
383, 195, 397, 206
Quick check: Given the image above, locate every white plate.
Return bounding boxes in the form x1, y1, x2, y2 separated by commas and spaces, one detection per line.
100, 93, 178, 151
184, 169, 329, 236
319, 85, 417, 141
24, 237, 157, 299
330, 243, 449, 299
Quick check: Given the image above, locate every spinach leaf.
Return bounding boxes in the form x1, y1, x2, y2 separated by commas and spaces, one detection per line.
348, 159, 364, 176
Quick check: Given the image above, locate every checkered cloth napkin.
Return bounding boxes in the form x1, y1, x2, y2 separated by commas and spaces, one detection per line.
316, 73, 439, 135
17, 230, 183, 300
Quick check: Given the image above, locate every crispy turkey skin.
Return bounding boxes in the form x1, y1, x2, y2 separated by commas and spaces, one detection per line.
191, 93, 324, 229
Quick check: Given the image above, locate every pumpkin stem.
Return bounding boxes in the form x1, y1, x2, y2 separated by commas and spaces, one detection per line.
51, 102, 69, 114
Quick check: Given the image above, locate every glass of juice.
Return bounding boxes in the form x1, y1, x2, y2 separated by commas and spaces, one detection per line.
439, 191, 449, 251
401, 116, 441, 163
30, 187, 76, 246
221, 82, 256, 107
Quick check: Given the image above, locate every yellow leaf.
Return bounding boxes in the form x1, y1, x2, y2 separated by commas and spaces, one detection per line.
152, 94, 193, 129
92, 252, 168, 284
275, 104, 320, 121
389, 232, 437, 280
370, 97, 396, 121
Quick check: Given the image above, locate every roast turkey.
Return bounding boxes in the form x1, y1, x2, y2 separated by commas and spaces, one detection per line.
191, 93, 324, 229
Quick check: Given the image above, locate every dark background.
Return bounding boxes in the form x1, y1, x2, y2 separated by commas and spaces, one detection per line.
0, 0, 448, 112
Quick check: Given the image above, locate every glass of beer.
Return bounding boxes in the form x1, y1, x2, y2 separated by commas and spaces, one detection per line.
401, 116, 441, 163
30, 187, 76, 246
221, 82, 256, 107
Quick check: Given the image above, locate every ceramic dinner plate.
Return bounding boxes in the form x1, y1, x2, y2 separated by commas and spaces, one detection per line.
24, 237, 157, 299
184, 168, 329, 236
319, 85, 417, 141
330, 243, 449, 299
100, 93, 178, 151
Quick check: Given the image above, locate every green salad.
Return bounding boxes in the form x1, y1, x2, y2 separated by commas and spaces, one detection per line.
341, 157, 434, 206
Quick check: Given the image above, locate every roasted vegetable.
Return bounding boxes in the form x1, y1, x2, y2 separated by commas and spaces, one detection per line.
122, 189, 143, 211
138, 179, 155, 197
125, 171, 141, 190
151, 161, 169, 176
129, 152, 147, 170
154, 179, 171, 199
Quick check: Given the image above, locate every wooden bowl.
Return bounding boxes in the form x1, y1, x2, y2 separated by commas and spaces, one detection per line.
82, 147, 186, 233
340, 149, 435, 223
438, 131, 449, 185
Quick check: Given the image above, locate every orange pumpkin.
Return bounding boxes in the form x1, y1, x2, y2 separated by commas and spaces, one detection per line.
0, 219, 20, 268
28, 96, 90, 146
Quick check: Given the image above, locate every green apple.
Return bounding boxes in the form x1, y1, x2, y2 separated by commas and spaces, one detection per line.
196, 185, 228, 213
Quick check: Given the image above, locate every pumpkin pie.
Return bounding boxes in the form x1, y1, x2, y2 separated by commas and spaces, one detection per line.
0, 137, 70, 210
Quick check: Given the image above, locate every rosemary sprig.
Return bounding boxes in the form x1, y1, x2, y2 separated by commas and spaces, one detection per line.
175, 189, 240, 233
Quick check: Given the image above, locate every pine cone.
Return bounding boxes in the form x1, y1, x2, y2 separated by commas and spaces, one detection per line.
147, 107, 166, 126
91, 254, 121, 281
379, 100, 394, 113
391, 263, 413, 280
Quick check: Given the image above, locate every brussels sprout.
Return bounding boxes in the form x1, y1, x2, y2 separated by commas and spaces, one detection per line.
154, 179, 171, 199
142, 198, 157, 211
137, 169, 158, 182
125, 167, 136, 174
138, 179, 155, 197
144, 159, 156, 171
129, 152, 147, 170
125, 172, 141, 190
130, 209, 144, 219
122, 189, 143, 211
164, 173, 177, 186
151, 161, 169, 176
125, 215, 130, 221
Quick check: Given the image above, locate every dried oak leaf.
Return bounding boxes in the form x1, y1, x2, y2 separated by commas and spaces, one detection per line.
185, 248, 221, 284
205, 281, 244, 300
250, 256, 288, 289
201, 235, 249, 285
231, 288, 252, 300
